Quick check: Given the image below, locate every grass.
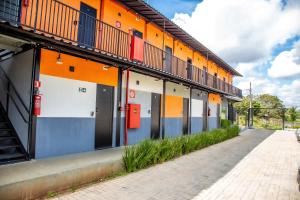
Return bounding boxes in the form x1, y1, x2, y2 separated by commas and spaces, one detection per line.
47, 191, 58, 198
221, 119, 232, 128
123, 125, 240, 172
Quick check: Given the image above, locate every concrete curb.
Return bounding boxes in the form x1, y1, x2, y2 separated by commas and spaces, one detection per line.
0, 148, 123, 200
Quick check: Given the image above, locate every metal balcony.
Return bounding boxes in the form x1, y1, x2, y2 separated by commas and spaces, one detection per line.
0, 0, 242, 98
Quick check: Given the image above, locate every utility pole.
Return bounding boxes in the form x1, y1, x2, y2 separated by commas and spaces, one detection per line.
249, 82, 253, 128
249, 82, 252, 109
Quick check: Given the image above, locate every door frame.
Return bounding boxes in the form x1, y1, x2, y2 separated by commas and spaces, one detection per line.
95, 84, 114, 149
182, 98, 189, 135
151, 92, 161, 139
78, 2, 97, 47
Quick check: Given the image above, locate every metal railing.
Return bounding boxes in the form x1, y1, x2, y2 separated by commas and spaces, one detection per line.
0, 66, 30, 154
0, 67, 29, 123
1, 0, 242, 98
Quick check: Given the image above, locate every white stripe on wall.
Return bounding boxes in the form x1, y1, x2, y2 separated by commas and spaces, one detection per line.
39, 74, 96, 118
124, 72, 163, 94
208, 102, 218, 117
192, 99, 203, 117
166, 82, 190, 98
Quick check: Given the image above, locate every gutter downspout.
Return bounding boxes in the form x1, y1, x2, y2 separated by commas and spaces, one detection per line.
124, 69, 130, 146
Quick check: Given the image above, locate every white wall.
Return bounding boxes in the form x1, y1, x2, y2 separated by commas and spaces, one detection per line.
125, 72, 163, 94
39, 75, 96, 118
192, 99, 203, 117
208, 102, 217, 117
166, 82, 190, 98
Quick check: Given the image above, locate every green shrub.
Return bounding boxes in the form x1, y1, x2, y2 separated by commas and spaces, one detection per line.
123, 125, 240, 172
221, 119, 232, 128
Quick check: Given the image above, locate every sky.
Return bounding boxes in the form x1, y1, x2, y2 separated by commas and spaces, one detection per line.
146, 0, 300, 108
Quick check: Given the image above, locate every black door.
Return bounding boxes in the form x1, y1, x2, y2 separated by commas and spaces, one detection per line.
203, 66, 208, 85
95, 84, 114, 149
133, 30, 143, 39
217, 104, 221, 128
203, 101, 208, 131
183, 98, 189, 135
228, 103, 233, 122
213, 73, 218, 88
165, 46, 172, 73
151, 93, 161, 139
78, 3, 97, 47
187, 58, 193, 80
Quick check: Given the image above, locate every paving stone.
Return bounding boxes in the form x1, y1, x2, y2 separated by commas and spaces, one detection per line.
55, 129, 272, 200
193, 130, 300, 200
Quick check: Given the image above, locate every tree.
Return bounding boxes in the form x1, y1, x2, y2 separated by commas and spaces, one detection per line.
234, 95, 260, 116
287, 107, 297, 128
255, 94, 284, 120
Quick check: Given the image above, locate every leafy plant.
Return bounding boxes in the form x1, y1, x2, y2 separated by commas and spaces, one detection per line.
123, 125, 240, 172
221, 119, 232, 128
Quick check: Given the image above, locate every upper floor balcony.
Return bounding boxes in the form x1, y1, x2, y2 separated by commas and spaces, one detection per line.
0, 0, 242, 98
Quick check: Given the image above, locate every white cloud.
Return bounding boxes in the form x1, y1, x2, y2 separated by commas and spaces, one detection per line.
236, 77, 300, 108
172, 0, 300, 64
279, 80, 300, 107
171, 0, 300, 107
267, 42, 300, 78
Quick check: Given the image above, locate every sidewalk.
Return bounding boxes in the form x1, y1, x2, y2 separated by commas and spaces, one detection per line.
0, 147, 123, 200
54, 129, 272, 200
193, 130, 300, 200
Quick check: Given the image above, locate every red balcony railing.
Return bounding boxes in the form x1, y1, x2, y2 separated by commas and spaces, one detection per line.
1, 0, 242, 98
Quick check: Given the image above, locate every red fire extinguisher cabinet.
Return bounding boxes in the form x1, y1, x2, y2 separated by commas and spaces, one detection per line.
127, 104, 141, 129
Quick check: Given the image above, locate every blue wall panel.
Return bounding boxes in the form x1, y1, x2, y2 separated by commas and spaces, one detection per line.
208, 117, 217, 131
128, 117, 151, 145
35, 117, 95, 159
191, 117, 203, 134
165, 118, 183, 138
120, 117, 152, 145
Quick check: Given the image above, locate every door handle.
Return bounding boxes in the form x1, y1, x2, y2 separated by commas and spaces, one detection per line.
96, 107, 99, 113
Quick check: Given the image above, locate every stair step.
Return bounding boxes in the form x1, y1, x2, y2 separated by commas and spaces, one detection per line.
0, 144, 19, 150
0, 128, 12, 132
0, 136, 16, 139
0, 128, 12, 131
0, 153, 25, 160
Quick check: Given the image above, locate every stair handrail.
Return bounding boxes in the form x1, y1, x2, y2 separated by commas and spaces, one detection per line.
0, 66, 29, 123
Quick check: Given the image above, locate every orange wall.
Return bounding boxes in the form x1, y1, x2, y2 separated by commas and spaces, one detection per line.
174, 40, 193, 61
146, 23, 163, 48
40, 49, 118, 87
102, 0, 145, 34
165, 95, 183, 118
22, 0, 234, 83
208, 93, 221, 104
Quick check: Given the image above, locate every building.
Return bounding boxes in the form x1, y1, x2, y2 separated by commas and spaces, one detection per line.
0, 0, 242, 163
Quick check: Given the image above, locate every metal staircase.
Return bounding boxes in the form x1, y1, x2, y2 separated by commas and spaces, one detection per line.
0, 63, 29, 165
0, 104, 27, 164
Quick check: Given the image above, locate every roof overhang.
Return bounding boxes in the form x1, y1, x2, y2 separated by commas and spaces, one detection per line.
224, 95, 243, 102
118, 0, 243, 77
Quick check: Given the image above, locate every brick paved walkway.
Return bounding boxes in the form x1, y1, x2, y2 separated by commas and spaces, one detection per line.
193, 130, 300, 200
54, 129, 272, 200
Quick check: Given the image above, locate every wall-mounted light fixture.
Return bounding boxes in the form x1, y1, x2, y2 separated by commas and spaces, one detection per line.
136, 13, 141, 21
102, 65, 112, 71
56, 51, 63, 65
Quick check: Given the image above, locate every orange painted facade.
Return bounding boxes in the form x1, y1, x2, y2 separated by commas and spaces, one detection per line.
208, 93, 221, 104
40, 49, 118, 87
22, 0, 234, 85
165, 95, 183, 118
